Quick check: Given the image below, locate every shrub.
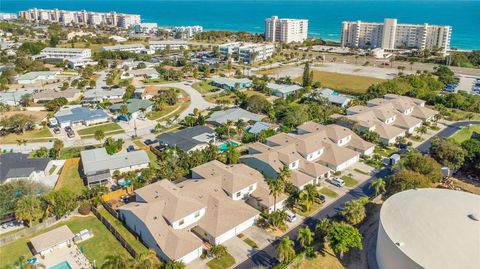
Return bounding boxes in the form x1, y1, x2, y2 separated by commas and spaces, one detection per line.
78, 202, 91, 215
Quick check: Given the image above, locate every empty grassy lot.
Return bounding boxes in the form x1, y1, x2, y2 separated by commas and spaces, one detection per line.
192, 81, 217, 94
450, 125, 480, 144
77, 123, 124, 137
294, 71, 385, 95
318, 187, 339, 198
55, 158, 86, 195
0, 128, 53, 144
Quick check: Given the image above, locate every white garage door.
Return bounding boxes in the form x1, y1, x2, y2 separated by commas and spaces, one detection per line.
215, 216, 256, 244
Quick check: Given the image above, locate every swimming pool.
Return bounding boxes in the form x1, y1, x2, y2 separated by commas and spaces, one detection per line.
49, 261, 72, 269
218, 141, 239, 152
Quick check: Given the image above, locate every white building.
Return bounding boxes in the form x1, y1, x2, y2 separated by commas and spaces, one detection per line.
16, 71, 58, 84
173, 26, 203, 38
100, 44, 146, 53
0, 13, 18, 21
19, 8, 140, 29
36, 47, 91, 60
377, 188, 480, 269
341, 18, 452, 55
149, 40, 190, 51
132, 23, 158, 34
67, 57, 98, 69
109, 35, 127, 42
218, 42, 274, 63
265, 16, 309, 43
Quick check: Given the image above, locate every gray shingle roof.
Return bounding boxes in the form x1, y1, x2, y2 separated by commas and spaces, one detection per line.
157, 125, 215, 151
207, 108, 265, 125
55, 106, 109, 125
0, 153, 51, 183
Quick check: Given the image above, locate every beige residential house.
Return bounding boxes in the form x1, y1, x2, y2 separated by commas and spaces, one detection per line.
118, 160, 265, 264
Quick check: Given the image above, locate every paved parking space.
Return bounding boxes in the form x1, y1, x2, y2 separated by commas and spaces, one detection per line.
223, 236, 254, 265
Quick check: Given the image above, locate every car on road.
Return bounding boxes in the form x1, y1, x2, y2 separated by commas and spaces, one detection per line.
315, 193, 326, 203
144, 139, 157, 145
127, 145, 136, 152
329, 177, 345, 187
285, 210, 297, 222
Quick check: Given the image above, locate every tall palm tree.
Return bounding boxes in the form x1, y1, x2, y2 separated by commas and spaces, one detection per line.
131, 250, 162, 269
299, 184, 318, 212
164, 260, 186, 269
277, 237, 296, 264
226, 120, 234, 139
296, 226, 314, 250
235, 119, 247, 136
267, 178, 285, 212
278, 166, 291, 184
370, 178, 386, 197
94, 130, 105, 143
101, 254, 131, 269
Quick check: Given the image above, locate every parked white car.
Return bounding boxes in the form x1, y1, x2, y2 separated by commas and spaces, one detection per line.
330, 177, 345, 187
285, 210, 297, 223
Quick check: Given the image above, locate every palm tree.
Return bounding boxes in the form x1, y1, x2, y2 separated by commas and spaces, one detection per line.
296, 226, 314, 250
225, 144, 239, 164
267, 178, 285, 211
277, 237, 296, 264
235, 119, 247, 136
299, 184, 318, 212
131, 250, 162, 269
226, 120, 234, 139
94, 130, 105, 143
370, 178, 386, 197
210, 245, 227, 259
278, 166, 291, 184
101, 254, 132, 269
164, 260, 186, 269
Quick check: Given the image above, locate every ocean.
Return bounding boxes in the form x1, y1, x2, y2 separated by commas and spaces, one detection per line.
1, 0, 479, 49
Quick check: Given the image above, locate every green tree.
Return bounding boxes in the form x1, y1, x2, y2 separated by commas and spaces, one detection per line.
225, 144, 239, 164
131, 249, 162, 269
302, 62, 312, 87
164, 260, 186, 269
80, 185, 108, 207
341, 197, 369, 225
277, 237, 296, 264
15, 195, 43, 227
400, 151, 443, 183
461, 138, 480, 174
124, 85, 136, 100
210, 244, 228, 259
370, 178, 386, 196
50, 139, 64, 159
429, 138, 466, 170
0, 114, 35, 134
299, 184, 318, 212
101, 254, 131, 269
315, 218, 332, 243
104, 137, 124, 154
20, 94, 33, 107
44, 189, 78, 218
11, 256, 46, 269
385, 169, 430, 197
278, 166, 291, 184
267, 178, 285, 211
296, 226, 314, 250
94, 130, 105, 143
120, 104, 129, 116
327, 222, 363, 259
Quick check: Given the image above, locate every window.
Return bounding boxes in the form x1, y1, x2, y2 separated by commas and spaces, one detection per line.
236, 192, 241, 197
179, 219, 184, 225
195, 211, 200, 218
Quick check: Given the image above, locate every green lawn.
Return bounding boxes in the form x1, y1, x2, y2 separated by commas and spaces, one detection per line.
58, 146, 96, 159
341, 175, 359, 188
301, 245, 345, 269
0, 128, 53, 144
243, 238, 258, 248
0, 216, 131, 268
146, 150, 160, 169
146, 104, 180, 120
55, 158, 86, 196
192, 81, 217, 94
48, 165, 58, 175
144, 78, 174, 84
97, 206, 148, 254
294, 71, 385, 95
206, 252, 236, 269
77, 123, 124, 136
353, 168, 369, 175
450, 125, 480, 144
374, 146, 398, 157
297, 202, 322, 217
318, 187, 339, 198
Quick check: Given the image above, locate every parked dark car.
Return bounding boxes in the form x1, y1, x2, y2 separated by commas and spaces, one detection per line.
315, 193, 326, 203
127, 145, 136, 152
144, 139, 157, 145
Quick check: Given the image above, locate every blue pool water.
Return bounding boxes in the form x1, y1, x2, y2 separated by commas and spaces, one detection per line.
49, 261, 72, 269
218, 141, 239, 152
1, 0, 479, 49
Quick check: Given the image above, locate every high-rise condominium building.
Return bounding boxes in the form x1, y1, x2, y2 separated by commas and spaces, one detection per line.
341, 18, 451, 55
19, 8, 140, 29
265, 16, 308, 43
219, 42, 274, 63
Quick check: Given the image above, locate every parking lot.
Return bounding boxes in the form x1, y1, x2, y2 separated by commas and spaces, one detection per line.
455, 74, 480, 94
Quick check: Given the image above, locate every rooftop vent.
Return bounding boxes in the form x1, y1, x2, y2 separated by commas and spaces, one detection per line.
395, 242, 404, 247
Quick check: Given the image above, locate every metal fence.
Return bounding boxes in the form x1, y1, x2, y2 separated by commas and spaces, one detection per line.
91, 206, 137, 258
0, 216, 57, 246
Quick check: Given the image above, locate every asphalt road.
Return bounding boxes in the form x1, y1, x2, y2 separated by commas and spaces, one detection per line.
417, 121, 480, 153
235, 168, 392, 269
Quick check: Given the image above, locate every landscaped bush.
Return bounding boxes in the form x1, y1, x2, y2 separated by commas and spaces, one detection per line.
78, 202, 91, 215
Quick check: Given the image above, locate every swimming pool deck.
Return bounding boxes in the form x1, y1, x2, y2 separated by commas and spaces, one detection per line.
36, 245, 92, 269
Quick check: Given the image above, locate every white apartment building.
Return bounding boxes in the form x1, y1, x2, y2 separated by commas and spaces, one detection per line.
173, 26, 203, 38
0, 13, 18, 21
219, 42, 274, 63
341, 18, 452, 55
265, 16, 309, 43
36, 47, 91, 60
100, 44, 146, 53
149, 40, 190, 51
19, 8, 140, 29
132, 23, 158, 34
